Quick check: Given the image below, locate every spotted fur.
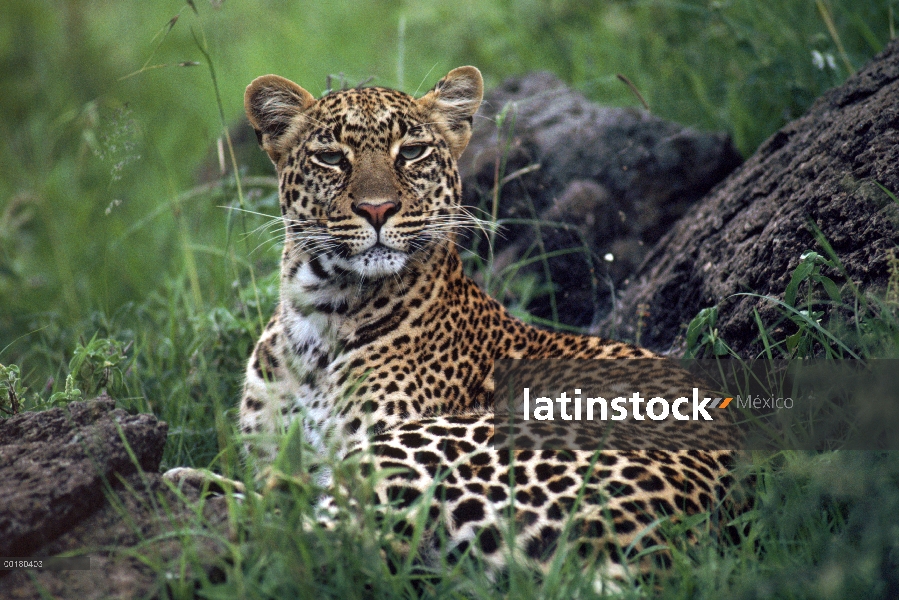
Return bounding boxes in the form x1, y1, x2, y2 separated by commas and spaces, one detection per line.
237, 66, 736, 577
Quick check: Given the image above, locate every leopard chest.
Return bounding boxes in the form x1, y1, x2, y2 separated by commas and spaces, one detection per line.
277, 308, 497, 450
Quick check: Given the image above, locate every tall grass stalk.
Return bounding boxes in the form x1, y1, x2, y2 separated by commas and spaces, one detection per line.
189, 21, 266, 335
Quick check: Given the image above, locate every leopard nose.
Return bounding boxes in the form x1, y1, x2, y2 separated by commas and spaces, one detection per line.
353, 201, 400, 230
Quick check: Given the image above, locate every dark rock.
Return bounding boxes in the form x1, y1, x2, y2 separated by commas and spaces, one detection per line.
0, 472, 231, 600
460, 72, 743, 327
0, 396, 167, 556
0, 398, 230, 599
597, 38, 899, 356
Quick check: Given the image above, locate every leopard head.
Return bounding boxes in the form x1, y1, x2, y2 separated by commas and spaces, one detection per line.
245, 67, 483, 281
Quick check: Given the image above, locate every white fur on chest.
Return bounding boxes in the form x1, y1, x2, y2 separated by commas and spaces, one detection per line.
278, 269, 369, 455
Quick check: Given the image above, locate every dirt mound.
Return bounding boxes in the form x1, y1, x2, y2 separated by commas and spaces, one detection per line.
596, 38, 899, 356
0, 398, 228, 599
459, 72, 743, 327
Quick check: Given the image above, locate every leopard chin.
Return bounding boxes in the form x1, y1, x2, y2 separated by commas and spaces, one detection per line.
343, 245, 408, 279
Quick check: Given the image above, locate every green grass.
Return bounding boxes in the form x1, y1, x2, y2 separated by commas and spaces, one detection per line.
2, 0, 899, 597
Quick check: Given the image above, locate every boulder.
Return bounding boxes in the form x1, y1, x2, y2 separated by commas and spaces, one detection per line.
0, 398, 229, 599
0, 396, 167, 556
597, 38, 899, 356
460, 72, 743, 327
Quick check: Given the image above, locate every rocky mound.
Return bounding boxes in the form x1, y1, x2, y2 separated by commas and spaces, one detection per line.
596, 38, 899, 356
0, 398, 228, 599
459, 72, 743, 327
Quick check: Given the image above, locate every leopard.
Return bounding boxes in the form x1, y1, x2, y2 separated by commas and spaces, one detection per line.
213, 66, 738, 583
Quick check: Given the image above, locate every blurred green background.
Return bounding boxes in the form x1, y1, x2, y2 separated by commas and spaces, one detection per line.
0, 0, 896, 465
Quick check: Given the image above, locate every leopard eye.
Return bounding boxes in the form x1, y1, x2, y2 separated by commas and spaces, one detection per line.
398, 145, 427, 161
314, 151, 344, 166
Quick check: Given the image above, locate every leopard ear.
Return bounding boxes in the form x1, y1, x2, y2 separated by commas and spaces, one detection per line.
245, 75, 316, 164
419, 66, 483, 159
